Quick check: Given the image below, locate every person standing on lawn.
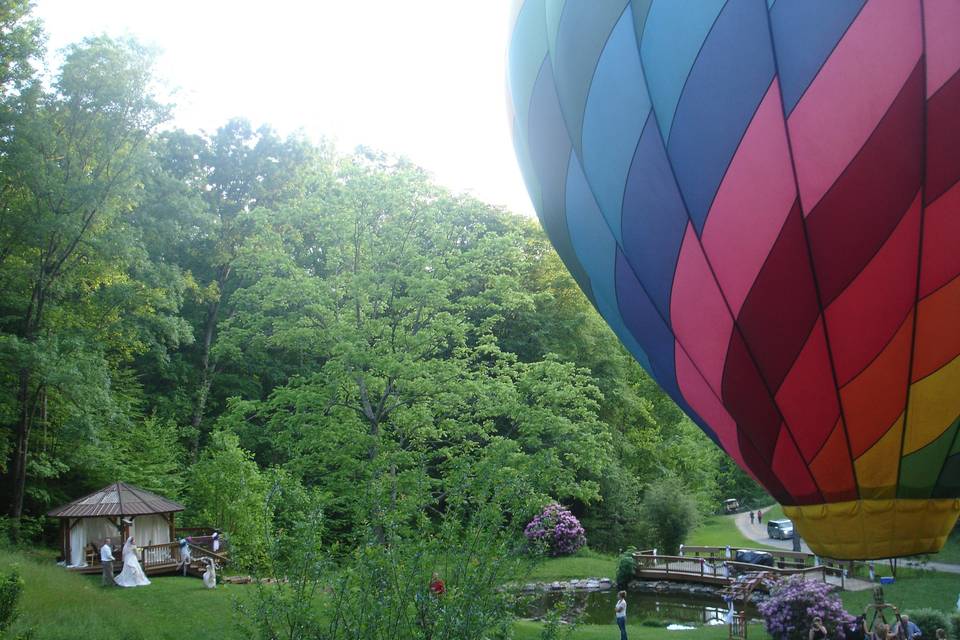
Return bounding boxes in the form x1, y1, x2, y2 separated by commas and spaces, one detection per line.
615, 590, 628, 640
100, 538, 115, 586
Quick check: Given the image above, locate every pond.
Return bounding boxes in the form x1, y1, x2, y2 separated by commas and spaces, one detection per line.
520, 589, 759, 627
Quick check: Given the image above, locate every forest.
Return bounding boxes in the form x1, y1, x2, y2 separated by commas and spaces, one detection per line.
0, 1, 765, 565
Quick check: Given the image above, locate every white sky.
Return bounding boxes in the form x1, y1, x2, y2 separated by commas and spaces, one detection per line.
33, 0, 535, 217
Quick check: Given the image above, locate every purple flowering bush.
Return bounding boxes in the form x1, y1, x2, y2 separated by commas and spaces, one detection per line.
757, 575, 853, 640
524, 503, 586, 556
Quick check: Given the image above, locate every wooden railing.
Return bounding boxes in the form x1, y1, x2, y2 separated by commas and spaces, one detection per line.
633, 551, 846, 589
175, 527, 215, 537
178, 533, 225, 556
134, 541, 229, 572
138, 542, 178, 568
680, 545, 811, 568
633, 553, 728, 581
679, 545, 858, 580
187, 542, 228, 569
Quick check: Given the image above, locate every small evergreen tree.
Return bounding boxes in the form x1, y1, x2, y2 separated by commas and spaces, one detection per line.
641, 477, 698, 554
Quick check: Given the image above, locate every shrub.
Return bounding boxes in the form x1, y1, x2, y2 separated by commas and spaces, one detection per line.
616, 550, 636, 589
905, 609, 951, 640
949, 613, 960, 640
757, 575, 853, 640
524, 504, 586, 556
0, 569, 24, 634
640, 477, 698, 555
538, 590, 580, 640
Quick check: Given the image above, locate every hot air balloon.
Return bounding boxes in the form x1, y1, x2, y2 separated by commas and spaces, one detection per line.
507, 0, 960, 560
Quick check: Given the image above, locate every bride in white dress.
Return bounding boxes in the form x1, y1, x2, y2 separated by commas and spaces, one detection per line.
114, 537, 151, 587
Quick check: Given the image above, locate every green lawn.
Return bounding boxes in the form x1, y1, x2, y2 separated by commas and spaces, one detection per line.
5, 542, 956, 640
840, 569, 960, 614
759, 504, 785, 523
530, 548, 617, 581
686, 514, 779, 551
514, 620, 772, 640
0, 546, 764, 640
1, 547, 242, 640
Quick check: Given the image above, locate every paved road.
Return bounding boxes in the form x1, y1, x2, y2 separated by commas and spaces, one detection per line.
732, 508, 960, 575
734, 510, 811, 553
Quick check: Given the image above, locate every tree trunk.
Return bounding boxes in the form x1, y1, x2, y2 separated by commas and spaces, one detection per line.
8, 279, 43, 539
7, 369, 40, 541
189, 297, 221, 460
358, 376, 389, 545
368, 417, 386, 545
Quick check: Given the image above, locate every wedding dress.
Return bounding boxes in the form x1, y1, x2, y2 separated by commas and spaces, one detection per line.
202, 558, 217, 589
114, 539, 151, 587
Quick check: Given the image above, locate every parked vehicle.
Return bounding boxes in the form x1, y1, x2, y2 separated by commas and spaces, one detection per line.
723, 498, 741, 513
767, 519, 794, 540
735, 550, 774, 566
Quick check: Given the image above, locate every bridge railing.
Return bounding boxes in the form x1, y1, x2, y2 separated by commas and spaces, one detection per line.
633, 551, 846, 590
679, 545, 858, 579
632, 553, 727, 579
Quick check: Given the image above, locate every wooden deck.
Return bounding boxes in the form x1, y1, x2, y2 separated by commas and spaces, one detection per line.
69, 541, 228, 579
632, 547, 864, 591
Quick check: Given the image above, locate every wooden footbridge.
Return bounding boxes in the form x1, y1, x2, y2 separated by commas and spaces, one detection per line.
632, 546, 870, 591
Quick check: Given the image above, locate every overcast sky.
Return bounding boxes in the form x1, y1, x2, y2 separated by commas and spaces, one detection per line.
33, 0, 535, 217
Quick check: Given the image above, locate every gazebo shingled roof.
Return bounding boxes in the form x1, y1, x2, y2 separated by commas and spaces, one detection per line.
46, 482, 184, 518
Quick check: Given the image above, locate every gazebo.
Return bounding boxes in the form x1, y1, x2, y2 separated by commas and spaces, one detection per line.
47, 482, 184, 569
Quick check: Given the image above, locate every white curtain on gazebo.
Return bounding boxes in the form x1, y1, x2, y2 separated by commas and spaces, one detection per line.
68, 518, 119, 567
131, 514, 171, 548
67, 515, 172, 566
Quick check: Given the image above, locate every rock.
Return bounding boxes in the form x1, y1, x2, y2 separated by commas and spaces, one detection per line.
550, 581, 562, 591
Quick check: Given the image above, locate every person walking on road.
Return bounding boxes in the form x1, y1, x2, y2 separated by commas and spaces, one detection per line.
757, 510, 763, 524
749, 511, 755, 525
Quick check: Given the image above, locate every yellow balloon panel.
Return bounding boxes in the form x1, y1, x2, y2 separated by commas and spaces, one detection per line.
904, 353, 960, 454
785, 498, 960, 559
854, 416, 902, 500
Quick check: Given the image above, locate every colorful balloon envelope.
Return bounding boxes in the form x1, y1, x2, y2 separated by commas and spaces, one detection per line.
507, 0, 960, 559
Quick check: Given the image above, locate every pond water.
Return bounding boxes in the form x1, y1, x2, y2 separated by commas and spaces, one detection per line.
520, 589, 758, 627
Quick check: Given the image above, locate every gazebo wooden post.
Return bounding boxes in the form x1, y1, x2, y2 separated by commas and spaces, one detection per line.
167, 512, 175, 541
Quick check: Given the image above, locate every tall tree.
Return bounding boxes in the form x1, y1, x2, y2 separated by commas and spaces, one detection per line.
152, 122, 316, 455
212, 153, 612, 542
0, 36, 168, 532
